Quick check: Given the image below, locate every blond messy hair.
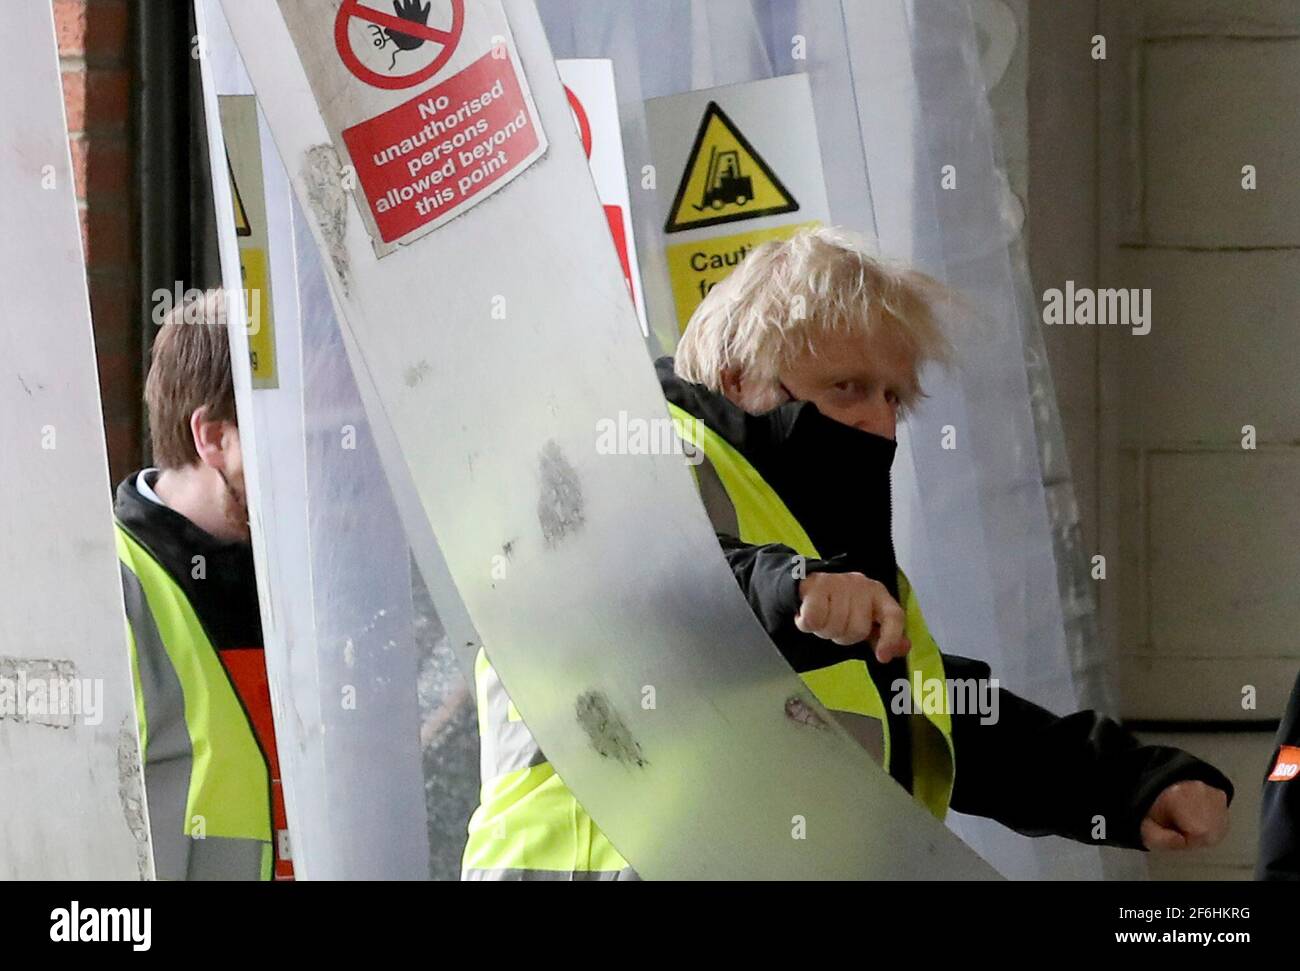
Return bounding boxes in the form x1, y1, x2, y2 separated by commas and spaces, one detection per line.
674, 226, 953, 412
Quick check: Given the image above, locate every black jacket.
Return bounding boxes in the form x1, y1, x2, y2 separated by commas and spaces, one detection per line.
115, 471, 293, 878
114, 471, 263, 652
1257, 669, 1300, 879
658, 357, 1233, 851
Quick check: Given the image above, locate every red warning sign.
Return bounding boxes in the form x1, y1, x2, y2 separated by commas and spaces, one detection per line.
341, 49, 541, 243
334, 0, 466, 91
556, 61, 647, 334
565, 85, 592, 160
565, 84, 632, 310
278, 0, 546, 254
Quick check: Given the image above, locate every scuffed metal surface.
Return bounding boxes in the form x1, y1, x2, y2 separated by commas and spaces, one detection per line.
536, 440, 585, 547
575, 690, 647, 768
0, 657, 81, 730
302, 144, 351, 293
116, 717, 155, 880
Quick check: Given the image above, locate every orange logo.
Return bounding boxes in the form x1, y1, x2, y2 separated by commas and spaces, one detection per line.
1268, 745, 1300, 782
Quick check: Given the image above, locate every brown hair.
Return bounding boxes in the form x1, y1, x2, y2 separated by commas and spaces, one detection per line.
144, 289, 237, 469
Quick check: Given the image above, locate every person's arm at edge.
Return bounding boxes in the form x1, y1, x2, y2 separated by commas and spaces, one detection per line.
944, 654, 1234, 850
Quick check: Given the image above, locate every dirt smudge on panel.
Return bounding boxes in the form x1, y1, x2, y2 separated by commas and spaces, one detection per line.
537, 440, 584, 547
784, 696, 829, 730
0, 656, 80, 729
116, 717, 154, 879
403, 360, 432, 388
575, 691, 646, 768
302, 144, 351, 293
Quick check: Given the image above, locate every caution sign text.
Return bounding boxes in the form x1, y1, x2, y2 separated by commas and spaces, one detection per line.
667, 223, 818, 331
342, 50, 540, 244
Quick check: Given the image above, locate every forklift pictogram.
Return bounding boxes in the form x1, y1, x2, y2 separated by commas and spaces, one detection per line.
695, 147, 753, 211
664, 101, 798, 233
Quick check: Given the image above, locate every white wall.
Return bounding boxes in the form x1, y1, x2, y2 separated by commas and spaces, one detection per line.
1027, 0, 1299, 880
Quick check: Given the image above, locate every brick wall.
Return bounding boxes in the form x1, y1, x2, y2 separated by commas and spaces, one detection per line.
56, 0, 138, 485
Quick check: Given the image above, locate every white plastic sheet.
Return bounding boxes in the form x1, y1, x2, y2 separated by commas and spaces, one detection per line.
0, 0, 151, 879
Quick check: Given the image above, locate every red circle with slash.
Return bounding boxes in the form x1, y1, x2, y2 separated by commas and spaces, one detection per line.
335, 0, 466, 90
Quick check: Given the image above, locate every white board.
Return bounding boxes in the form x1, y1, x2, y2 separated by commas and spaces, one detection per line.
0, 0, 152, 880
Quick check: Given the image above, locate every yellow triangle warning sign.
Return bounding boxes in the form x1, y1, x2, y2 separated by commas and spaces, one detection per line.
228, 153, 252, 238
664, 102, 799, 233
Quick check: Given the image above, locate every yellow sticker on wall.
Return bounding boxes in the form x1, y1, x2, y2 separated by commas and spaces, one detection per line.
667, 221, 819, 332
219, 95, 278, 390
240, 247, 275, 384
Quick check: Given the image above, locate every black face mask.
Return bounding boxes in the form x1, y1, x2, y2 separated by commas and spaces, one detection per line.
762, 398, 915, 789
752, 398, 901, 600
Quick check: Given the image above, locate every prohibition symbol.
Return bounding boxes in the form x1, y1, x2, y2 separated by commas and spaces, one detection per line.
334, 0, 466, 91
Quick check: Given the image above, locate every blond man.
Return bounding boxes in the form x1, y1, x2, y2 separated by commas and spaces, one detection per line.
463, 228, 1231, 879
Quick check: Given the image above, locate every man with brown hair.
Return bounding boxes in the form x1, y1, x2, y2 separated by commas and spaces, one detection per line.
114, 289, 291, 880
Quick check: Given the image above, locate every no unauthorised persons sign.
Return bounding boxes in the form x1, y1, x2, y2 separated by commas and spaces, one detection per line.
277, 0, 547, 256
342, 49, 539, 244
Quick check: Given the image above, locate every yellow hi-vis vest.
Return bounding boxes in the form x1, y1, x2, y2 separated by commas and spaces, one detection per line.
460, 403, 956, 879
116, 523, 274, 880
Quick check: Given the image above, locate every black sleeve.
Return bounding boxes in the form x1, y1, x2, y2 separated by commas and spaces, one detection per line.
1257, 670, 1300, 880
945, 654, 1235, 850
717, 535, 803, 636
716, 535, 864, 674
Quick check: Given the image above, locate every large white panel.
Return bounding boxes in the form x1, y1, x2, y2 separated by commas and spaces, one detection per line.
0, 0, 151, 879
1121, 657, 1297, 722
200, 0, 458, 878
